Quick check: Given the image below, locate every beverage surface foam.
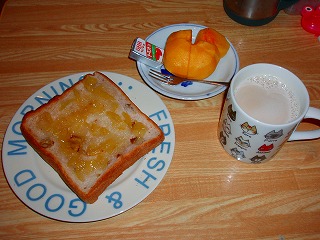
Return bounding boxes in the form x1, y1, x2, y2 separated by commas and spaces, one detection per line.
234, 75, 300, 125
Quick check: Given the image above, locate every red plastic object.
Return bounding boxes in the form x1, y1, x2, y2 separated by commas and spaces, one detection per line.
301, 5, 320, 36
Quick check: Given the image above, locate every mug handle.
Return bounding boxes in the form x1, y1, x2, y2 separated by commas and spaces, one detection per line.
288, 107, 320, 141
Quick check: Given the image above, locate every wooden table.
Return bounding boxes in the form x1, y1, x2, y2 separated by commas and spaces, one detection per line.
1, 0, 319, 239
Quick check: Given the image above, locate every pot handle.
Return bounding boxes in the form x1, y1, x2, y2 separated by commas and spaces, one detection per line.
278, 0, 299, 11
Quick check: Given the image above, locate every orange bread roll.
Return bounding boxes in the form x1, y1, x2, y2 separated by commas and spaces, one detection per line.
163, 28, 230, 79
195, 28, 230, 58
162, 30, 192, 78
188, 41, 219, 79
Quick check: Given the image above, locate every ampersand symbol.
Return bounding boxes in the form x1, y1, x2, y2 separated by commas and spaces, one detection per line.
106, 191, 123, 209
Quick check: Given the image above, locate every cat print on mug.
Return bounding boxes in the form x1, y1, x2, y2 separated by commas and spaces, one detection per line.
235, 136, 251, 149
219, 131, 227, 145
258, 143, 274, 153
230, 148, 246, 160
264, 129, 283, 142
250, 155, 267, 164
241, 122, 258, 136
227, 104, 236, 121
222, 119, 231, 137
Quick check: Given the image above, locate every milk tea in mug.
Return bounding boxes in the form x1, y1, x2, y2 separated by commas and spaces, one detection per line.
217, 63, 320, 164
234, 75, 300, 125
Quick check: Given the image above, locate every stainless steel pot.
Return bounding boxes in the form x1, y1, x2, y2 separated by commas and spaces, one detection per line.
223, 0, 299, 26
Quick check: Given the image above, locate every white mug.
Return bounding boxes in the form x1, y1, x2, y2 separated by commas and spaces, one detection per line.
218, 63, 320, 163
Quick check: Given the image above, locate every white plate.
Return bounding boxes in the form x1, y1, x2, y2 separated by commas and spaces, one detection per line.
137, 23, 239, 100
2, 72, 175, 222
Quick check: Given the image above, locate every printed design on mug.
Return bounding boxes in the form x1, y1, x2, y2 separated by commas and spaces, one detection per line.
227, 104, 236, 121
264, 129, 283, 142
230, 148, 245, 160
250, 155, 267, 164
235, 136, 251, 149
241, 122, 258, 137
219, 131, 227, 145
257, 143, 274, 153
222, 119, 231, 137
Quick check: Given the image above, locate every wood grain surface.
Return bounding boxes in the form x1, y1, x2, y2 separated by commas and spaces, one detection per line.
0, 0, 319, 239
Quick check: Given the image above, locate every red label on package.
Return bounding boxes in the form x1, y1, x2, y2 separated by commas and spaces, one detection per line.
146, 42, 153, 59
130, 38, 164, 68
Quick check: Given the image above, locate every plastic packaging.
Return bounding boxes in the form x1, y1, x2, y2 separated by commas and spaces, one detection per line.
301, 5, 320, 36
129, 38, 164, 68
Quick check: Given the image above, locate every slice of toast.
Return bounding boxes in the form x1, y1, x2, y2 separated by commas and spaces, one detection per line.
21, 72, 164, 203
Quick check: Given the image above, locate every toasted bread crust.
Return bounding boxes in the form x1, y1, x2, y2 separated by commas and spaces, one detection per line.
21, 72, 164, 203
